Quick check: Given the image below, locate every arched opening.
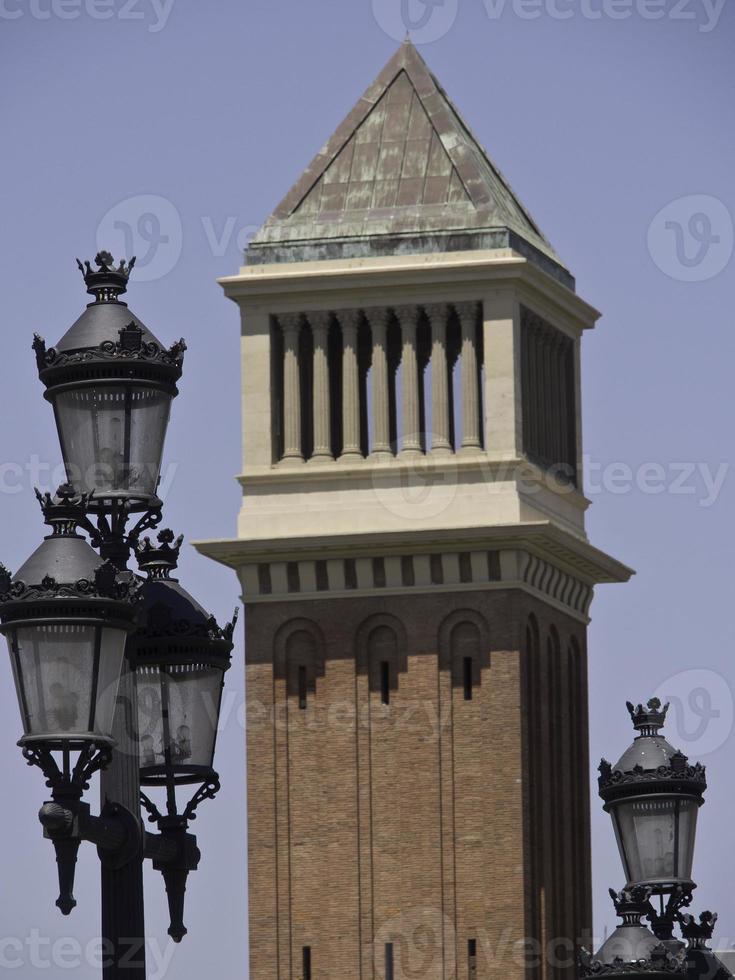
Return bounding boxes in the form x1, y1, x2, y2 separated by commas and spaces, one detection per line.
450, 620, 482, 700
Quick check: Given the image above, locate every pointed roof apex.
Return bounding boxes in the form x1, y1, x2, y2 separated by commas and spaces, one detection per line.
248, 43, 573, 288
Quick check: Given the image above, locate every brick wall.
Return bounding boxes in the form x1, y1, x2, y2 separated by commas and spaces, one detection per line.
243, 588, 589, 980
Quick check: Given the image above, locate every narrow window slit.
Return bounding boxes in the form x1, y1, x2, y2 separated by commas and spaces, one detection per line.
298, 666, 308, 710
463, 656, 474, 701
385, 943, 394, 980
302, 946, 311, 980
380, 661, 390, 705
468, 938, 477, 978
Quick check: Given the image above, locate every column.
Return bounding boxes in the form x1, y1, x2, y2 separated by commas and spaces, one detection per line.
339, 310, 362, 461
425, 303, 451, 454
279, 313, 303, 462
365, 308, 391, 456
456, 302, 481, 450
482, 291, 522, 460
239, 309, 273, 471
395, 306, 421, 455
309, 312, 332, 461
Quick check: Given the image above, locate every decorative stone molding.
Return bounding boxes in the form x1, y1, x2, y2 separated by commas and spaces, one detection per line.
237, 546, 594, 622
521, 553, 593, 618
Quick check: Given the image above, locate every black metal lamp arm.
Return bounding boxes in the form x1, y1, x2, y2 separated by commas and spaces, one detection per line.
38, 798, 142, 915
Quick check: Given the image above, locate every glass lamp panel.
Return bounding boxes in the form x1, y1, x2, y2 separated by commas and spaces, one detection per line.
127, 389, 171, 495
611, 809, 632, 884
677, 798, 699, 881
136, 665, 165, 769
165, 664, 223, 769
93, 627, 128, 739
135, 663, 223, 772
615, 797, 681, 886
13, 624, 97, 737
53, 385, 171, 497
7, 630, 31, 734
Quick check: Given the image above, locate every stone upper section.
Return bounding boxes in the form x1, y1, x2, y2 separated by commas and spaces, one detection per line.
247, 41, 573, 288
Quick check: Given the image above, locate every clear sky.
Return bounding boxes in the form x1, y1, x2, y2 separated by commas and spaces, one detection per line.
0, 0, 733, 975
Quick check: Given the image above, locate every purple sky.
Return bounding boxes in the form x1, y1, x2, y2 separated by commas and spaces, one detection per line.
0, 1, 733, 975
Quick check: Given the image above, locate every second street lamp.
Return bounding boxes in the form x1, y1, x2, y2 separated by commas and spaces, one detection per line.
128, 528, 236, 942
130, 528, 235, 796
2, 487, 136, 751
0, 485, 141, 915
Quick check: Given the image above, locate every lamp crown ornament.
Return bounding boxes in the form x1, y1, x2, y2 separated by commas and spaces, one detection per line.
680, 911, 717, 950
135, 528, 184, 580
76, 250, 136, 303
34, 483, 93, 537
609, 885, 654, 925
627, 697, 670, 735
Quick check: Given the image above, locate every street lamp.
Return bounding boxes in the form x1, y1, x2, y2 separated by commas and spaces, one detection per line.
131, 529, 235, 794
580, 697, 732, 980
0, 485, 141, 915
32, 252, 185, 509
1, 253, 235, 979
127, 528, 236, 941
598, 698, 706, 939
1, 486, 137, 750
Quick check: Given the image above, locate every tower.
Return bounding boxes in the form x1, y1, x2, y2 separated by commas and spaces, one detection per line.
196, 41, 631, 980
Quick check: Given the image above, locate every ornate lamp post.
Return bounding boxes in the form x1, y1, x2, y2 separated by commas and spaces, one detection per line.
580, 698, 732, 980
2, 254, 235, 978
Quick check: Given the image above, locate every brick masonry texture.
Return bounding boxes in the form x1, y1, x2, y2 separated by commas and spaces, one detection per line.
243, 586, 589, 980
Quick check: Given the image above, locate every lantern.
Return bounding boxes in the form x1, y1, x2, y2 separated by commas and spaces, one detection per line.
0, 485, 139, 749
32, 252, 185, 508
127, 529, 235, 791
599, 699, 706, 895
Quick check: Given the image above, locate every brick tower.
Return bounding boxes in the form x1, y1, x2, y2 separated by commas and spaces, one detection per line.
196, 41, 631, 980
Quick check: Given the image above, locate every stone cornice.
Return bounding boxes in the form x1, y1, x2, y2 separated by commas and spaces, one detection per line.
194, 521, 633, 593
190, 542, 600, 621
219, 249, 600, 332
